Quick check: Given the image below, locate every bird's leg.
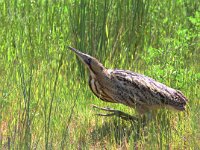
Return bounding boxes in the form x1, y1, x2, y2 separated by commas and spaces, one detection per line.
92, 105, 138, 122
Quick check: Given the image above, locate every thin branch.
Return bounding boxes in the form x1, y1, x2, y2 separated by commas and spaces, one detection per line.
45, 52, 64, 150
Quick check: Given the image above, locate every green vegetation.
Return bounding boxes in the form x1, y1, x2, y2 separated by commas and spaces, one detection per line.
0, 0, 199, 149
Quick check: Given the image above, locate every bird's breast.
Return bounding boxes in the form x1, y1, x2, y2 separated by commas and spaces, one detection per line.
88, 76, 116, 103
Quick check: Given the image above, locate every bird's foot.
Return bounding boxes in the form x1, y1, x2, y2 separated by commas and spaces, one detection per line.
92, 105, 138, 122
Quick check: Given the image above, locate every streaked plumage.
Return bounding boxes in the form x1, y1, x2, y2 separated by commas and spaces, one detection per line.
68, 46, 188, 114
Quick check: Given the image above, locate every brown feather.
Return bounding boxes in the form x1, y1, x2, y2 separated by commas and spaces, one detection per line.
68, 46, 188, 114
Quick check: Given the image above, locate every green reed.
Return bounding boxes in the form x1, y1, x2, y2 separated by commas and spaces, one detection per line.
0, 0, 199, 149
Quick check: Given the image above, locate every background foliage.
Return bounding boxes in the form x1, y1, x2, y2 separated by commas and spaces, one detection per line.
0, 0, 199, 149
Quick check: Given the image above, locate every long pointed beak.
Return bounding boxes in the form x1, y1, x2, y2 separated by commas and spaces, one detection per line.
68, 46, 91, 66
68, 46, 84, 56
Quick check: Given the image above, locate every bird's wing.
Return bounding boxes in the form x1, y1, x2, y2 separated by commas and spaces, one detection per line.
110, 69, 188, 110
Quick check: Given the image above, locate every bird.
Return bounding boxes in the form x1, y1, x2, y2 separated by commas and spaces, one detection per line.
68, 46, 188, 120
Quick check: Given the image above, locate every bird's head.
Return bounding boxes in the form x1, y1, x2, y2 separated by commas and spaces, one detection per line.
68, 46, 105, 75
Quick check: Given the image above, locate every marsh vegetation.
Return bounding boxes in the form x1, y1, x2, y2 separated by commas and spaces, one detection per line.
0, 0, 199, 149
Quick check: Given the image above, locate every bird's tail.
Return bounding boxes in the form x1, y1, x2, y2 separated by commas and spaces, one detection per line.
169, 90, 188, 111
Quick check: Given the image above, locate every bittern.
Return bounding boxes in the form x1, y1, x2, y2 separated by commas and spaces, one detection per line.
68, 46, 188, 121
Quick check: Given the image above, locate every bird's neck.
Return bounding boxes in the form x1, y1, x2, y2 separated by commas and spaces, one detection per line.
89, 68, 111, 85
89, 67, 108, 78
89, 70, 96, 79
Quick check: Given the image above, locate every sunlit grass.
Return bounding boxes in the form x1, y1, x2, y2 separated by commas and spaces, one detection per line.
0, 0, 199, 149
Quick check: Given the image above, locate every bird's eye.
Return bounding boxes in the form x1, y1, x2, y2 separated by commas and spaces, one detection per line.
87, 58, 92, 64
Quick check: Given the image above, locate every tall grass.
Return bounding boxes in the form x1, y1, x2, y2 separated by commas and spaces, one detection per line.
0, 0, 199, 149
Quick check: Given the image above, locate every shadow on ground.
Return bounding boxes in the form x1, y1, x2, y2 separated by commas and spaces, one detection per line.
90, 118, 145, 147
